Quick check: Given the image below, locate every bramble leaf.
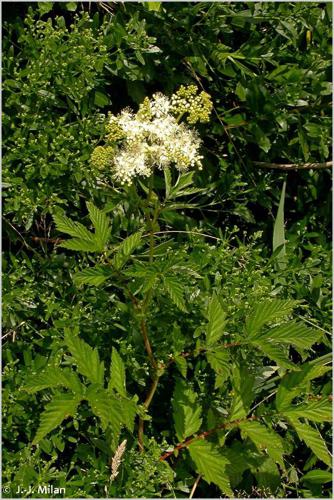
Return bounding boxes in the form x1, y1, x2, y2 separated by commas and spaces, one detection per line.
33, 393, 81, 444
65, 331, 105, 386
188, 440, 233, 497
206, 294, 226, 346
172, 379, 202, 442
109, 347, 126, 397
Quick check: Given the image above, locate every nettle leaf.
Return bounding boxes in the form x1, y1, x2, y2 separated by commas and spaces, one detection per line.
283, 398, 332, 423
254, 342, 297, 370
288, 418, 331, 466
33, 393, 81, 444
86, 202, 111, 251
163, 276, 187, 312
255, 322, 322, 350
206, 294, 226, 346
23, 367, 83, 395
73, 265, 113, 286
188, 440, 233, 497
65, 331, 105, 386
276, 363, 331, 411
245, 299, 298, 337
206, 348, 230, 389
172, 379, 202, 442
239, 420, 285, 467
108, 347, 126, 397
229, 364, 255, 420
86, 386, 121, 436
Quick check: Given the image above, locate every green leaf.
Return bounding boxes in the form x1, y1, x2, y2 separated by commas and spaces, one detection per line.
188, 440, 233, 497
86, 202, 111, 251
229, 364, 254, 420
206, 294, 226, 346
245, 299, 297, 337
146, 2, 161, 11
86, 386, 121, 436
65, 2, 77, 11
254, 342, 297, 370
206, 348, 230, 388
164, 168, 172, 199
301, 470, 332, 484
65, 331, 105, 386
273, 181, 286, 261
33, 393, 80, 444
108, 347, 126, 397
163, 276, 187, 312
289, 419, 331, 466
38, 2, 53, 16
119, 397, 137, 433
283, 398, 332, 423
276, 363, 331, 411
23, 367, 83, 395
172, 379, 202, 442
113, 231, 143, 269
255, 321, 322, 350
60, 239, 99, 252
53, 213, 95, 243
174, 355, 187, 378
94, 90, 109, 107
239, 420, 285, 466
73, 266, 113, 286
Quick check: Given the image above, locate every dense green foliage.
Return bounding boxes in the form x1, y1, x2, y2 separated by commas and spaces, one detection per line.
2, 2, 332, 498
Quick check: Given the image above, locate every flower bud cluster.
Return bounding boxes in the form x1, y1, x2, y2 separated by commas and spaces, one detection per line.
90, 145, 114, 170
90, 86, 211, 184
170, 85, 213, 124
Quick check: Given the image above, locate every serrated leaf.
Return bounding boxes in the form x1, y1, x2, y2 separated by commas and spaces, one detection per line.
229, 364, 255, 420
73, 266, 113, 286
256, 321, 322, 350
254, 342, 297, 370
65, 331, 104, 386
108, 347, 126, 397
276, 363, 331, 411
283, 398, 332, 422
163, 276, 187, 312
172, 379, 202, 442
246, 299, 298, 337
289, 419, 331, 466
188, 440, 233, 497
33, 393, 80, 444
53, 213, 95, 243
86, 386, 121, 436
239, 420, 285, 466
113, 231, 143, 269
206, 348, 230, 388
86, 202, 111, 251
23, 367, 83, 395
174, 355, 187, 378
59, 238, 99, 252
273, 180, 286, 262
119, 397, 137, 432
206, 294, 226, 346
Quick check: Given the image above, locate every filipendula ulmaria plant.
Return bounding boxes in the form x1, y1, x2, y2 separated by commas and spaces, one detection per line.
23, 87, 332, 497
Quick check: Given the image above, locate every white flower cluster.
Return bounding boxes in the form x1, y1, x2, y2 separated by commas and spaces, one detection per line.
91, 90, 209, 185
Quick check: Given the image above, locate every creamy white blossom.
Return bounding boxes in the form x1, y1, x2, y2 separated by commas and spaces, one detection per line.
91, 88, 212, 185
